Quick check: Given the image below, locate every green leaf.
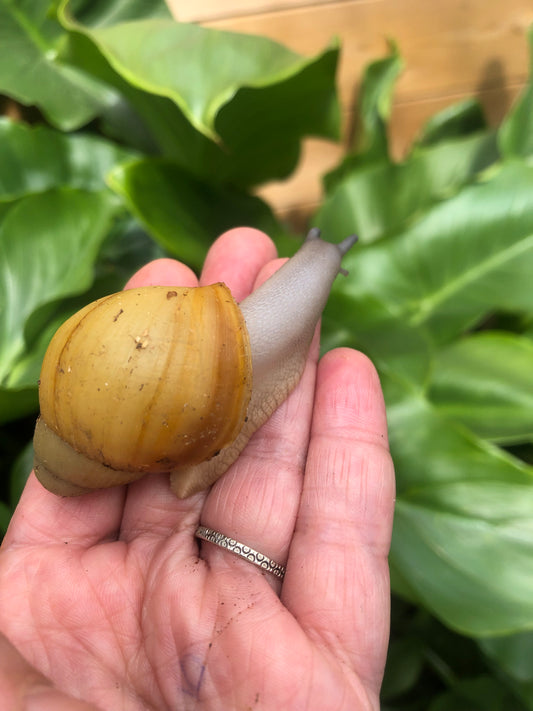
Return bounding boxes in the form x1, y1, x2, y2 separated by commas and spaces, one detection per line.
59, 1, 340, 187
417, 98, 488, 147
480, 632, 533, 683
428, 332, 533, 444
108, 158, 287, 269
94, 215, 165, 288
0, 117, 135, 202
4, 313, 68, 391
479, 633, 533, 710
60, 3, 338, 140
389, 389, 533, 635
330, 162, 533, 343
317, 129, 497, 244
0, 215, 161, 427
9, 440, 33, 508
0, 501, 11, 536
0, 189, 118, 385
322, 292, 433, 386
0, 0, 116, 130
325, 53, 487, 194
324, 45, 403, 191
478, 632, 533, 711
0, 387, 38, 426
428, 675, 525, 711
352, 42, 403, 162
381, 637, 424, 700
209, 43, 340, 185
499, 27, 533, 160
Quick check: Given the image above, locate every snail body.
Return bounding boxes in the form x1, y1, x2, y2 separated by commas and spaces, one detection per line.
33, 229, 356, 498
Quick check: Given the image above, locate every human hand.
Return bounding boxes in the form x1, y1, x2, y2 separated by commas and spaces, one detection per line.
0, 228, 395, 711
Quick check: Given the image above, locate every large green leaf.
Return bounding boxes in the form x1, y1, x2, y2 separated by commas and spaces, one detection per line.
389, 389, 533, 635
418, 98, 488, 148
0, 0, 116, 130
479, 634, 533, 710
480, 632, 533, 684
108, 158, 287, 269
428, 332, 533, 444
316, 129, 497, 245
330, 162, 533, 345
0, 189, 118, 421
322, 292, 434, 386
206, 43, 340, 186
0, 387, 39, 426
59, 0, 340, 187
427, 675, 525, 711
60, 1, 338, 140
0, 215, 162, 427
0, 117, 135, 202
4, 312, 70, 391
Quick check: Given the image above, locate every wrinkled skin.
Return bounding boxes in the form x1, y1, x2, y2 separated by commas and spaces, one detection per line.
0, 228, 395, 711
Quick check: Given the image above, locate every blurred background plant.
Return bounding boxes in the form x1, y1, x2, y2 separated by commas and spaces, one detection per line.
1, 1, 533, 708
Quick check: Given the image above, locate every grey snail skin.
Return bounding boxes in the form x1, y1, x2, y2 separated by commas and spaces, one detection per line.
33, 228, 357, 499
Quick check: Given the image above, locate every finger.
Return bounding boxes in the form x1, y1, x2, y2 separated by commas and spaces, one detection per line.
198, 250, 318, 589
120, 230, 277, 543
197, 347, 317, 588
124, 257, 197, 290
199, 227, 277, 299
284, 349, 395, 693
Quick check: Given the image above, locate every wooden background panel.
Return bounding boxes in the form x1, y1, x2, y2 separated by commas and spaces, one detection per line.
167, 0, 533, 226
172, 0, 331, 23
181, 1, 533, 109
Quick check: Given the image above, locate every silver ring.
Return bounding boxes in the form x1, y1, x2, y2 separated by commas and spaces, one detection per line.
195, 526, 286, 580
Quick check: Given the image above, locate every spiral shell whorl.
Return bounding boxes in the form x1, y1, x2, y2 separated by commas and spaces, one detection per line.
34, 284, 251, 495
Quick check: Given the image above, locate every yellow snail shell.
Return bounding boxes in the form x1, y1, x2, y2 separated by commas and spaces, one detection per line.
33, 229, 356, 498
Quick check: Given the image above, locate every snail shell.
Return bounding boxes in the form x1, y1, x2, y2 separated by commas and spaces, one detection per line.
33, 229, 356, 498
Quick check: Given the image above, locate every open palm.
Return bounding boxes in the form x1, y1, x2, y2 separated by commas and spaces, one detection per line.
0, 228, 395, 711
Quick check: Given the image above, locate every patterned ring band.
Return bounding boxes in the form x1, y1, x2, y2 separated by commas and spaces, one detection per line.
195, 525, 286, 580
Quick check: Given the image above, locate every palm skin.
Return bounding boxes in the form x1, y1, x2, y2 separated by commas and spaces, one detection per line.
0, 228, 395, 711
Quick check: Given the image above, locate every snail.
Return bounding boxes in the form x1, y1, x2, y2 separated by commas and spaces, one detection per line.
33, 228, 357, 499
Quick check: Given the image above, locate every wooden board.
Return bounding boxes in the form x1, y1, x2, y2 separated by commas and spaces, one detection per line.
167, 0, 533, 226
170, 0, 326, 23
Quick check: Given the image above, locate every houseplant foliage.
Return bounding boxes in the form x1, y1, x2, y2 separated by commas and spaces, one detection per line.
0, 0, 338, 432
316, 41, 533, 710
1, 0, 533, 706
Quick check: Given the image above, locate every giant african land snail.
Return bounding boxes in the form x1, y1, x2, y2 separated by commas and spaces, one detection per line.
33, 229, 356, 498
